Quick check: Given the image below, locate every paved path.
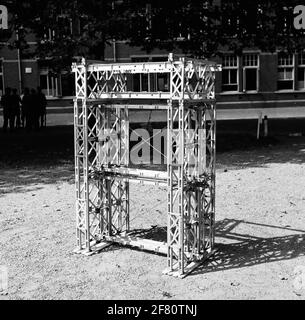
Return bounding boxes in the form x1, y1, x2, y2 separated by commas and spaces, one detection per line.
43, 105, 305, 123
1, 105, 305, 127
45, 106, 305, 126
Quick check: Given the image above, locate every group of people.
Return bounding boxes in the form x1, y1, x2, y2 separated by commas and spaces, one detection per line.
1, 87, 47, 132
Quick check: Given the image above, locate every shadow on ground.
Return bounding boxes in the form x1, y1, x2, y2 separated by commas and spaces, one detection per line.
1, 119, 305, 196
0, 126, 75, 196
113, 219, 305, 276
0, 126, 74, 167
192, 218, 305, 276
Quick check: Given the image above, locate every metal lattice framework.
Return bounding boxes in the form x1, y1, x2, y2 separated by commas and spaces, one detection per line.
72, 54, 220, 278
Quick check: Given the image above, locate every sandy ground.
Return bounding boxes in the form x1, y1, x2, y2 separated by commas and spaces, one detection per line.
1, 126, 305, 300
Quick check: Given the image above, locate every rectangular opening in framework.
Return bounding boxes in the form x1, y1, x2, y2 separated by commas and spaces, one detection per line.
102, 183, 168, 255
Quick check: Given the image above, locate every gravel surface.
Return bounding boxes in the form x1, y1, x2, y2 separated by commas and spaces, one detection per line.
1, 126, 305, 299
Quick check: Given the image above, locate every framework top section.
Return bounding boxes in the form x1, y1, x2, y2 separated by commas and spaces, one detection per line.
75, 55, 219, 74
72, 53, 221, 101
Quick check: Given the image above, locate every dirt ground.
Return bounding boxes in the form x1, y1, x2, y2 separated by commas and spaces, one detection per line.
1, 122, 305, 300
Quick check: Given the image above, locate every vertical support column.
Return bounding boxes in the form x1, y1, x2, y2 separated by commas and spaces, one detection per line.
198, 107, 206, 176
116, 107, 123, 231
82, 68, 91, 252
165, 59, 217, 277
122, 106, 130, 232
166, 100, 174, 272
96, 105, 104, 237
74, 59, 91, 253
106, 179, 112, 236
105, 107, 113, 236
178, 98, 185, 275
210, 102, 216, 248
107, 106, 130, 235
74, 97, 84, 250
197, 106, 205, 254
165, 58, 187, 277
97, 105, 130, 237
201, 102, 216, 251
97, 104, 109, 238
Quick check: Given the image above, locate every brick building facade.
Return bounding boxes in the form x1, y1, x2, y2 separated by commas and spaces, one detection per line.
1, 1, 305, 113
104, 40, 305, 111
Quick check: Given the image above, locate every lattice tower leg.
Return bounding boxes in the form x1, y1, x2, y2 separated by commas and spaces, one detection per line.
74, 98, 87, 250
166, 100, 187, 276
165, 101, 216, 277
86, 105, 130, 244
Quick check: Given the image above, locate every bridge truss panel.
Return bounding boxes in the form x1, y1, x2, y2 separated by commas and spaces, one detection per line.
72, 55, 220, 277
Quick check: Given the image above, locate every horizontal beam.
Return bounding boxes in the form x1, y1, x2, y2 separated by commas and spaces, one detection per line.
105, 176, 167, 186
72, 59, 220, 74
104, 104, 168, 110
87, 92, 215, 100
92, 167, 168, 185
74, 236, 168, 256
76, 98, 215, 106
103, 234, 168, 255
87, 61, 173, 73
89, 92, 171, 100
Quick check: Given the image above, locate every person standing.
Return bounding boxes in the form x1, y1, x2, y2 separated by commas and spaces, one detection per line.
11, 88, 21, 129
1, 87, 13, 132
37, 87, 47, 128
21, 88, 31, 130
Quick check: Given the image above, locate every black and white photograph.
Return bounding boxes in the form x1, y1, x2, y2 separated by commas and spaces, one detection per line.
1, 0, 305, 304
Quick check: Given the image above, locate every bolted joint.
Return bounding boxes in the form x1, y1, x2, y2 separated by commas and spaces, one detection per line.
184, 175, 210, 192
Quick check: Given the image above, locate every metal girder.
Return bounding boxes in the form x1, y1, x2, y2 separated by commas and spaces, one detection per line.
72, 56, 221, 101
72, 54, 219, 278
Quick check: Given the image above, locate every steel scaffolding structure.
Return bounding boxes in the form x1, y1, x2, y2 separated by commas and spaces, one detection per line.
72, 54, 220, 278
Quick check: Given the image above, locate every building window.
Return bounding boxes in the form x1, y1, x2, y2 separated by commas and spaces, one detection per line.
222, 55, 238, 92
39, 69, 60, 97
277, 53, 294, 90
131, 57, 149, 92
130, 56, 170, 92
43, 28, 55, 42
151, 56, 169, 91
297, 52, 305, 90
0, 60, 4, 96
61, 72, 75, 96
242, 54, 259, 91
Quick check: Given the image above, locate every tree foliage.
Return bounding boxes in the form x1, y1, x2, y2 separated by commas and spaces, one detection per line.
123, 0, 305, 57
1, 0, 305, 70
